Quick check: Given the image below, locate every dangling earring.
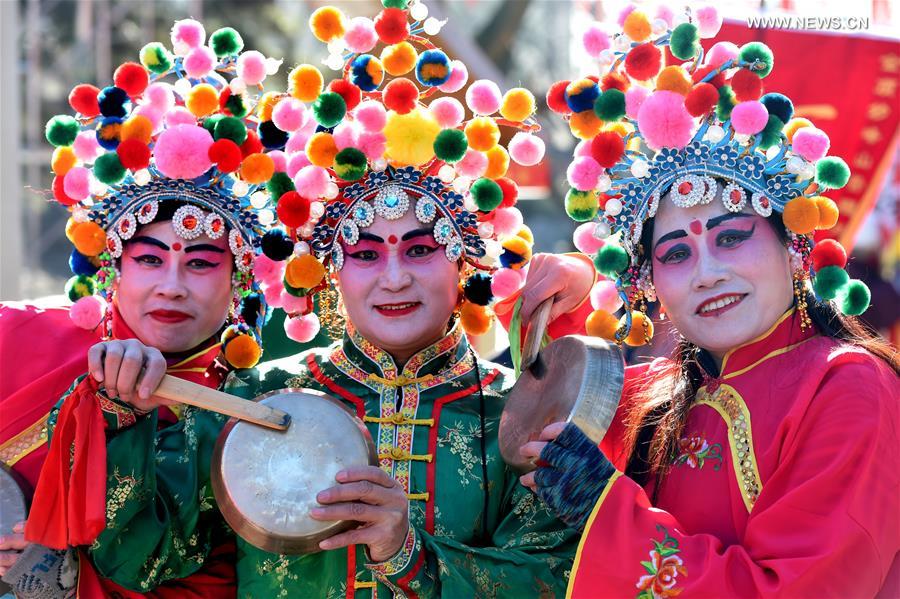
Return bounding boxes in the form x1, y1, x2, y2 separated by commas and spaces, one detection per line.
792, 269, 812, 331
788, 234, 812, 331
318, 271, 346, 340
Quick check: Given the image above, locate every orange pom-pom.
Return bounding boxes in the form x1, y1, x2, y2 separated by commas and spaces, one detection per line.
623, 10, 652, 42
309, 6, 346, 42
782, 197, 820, 234
814, 196, 840, 230
622, 311, 653, 346
784, 118, 813, 143
569, 110, 603, 140
601, 72, 630, 93
121, 115, 153, 143
240, 153, 275, 184
306, 132, 339, 167
460, 301, 493, 336
656, 66, 692, 96
52, 146, 78, 176
483, 145, 510, 180
186, 83, 219, 117
499, 88, 536, 122
65, 217, 82, 243
72, 221, 107, 256
464, 117, 500, 152
289, 65, 324, 103
285, 254, 326, 289
381, 42, 418, 76
223, 334, 262, 369
586, 309, 619, 341
501, 235, 533, 269
257, 92, 282, 121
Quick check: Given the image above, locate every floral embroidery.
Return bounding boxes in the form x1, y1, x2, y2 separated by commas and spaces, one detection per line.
636, 525, 687, 598
673, 434, 723, 471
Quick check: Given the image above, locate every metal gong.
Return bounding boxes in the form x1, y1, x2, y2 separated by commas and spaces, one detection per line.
211, 388, 377, 555
499, 300, 626, 473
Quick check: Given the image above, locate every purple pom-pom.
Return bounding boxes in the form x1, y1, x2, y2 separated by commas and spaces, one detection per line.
731, 101, 769, 135
567, 156, 602, 191
153, 124, 214, 179
637, 91, 696, 150
792, 127, 830, 162
465, 80, 502, 116
508, 132, 545, 166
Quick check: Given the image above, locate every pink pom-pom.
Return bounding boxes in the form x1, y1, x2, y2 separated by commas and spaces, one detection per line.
567, 156, 602, 191
285, 131, 312, 155
236, 50, 268, 86
171, 19, 206, 50
491, 268, 525, 299
491, 207, 524, 239
695, 6, 722, 38
354, 100, 387, 132
332, 122, 359, 150
590, 280, 622, 313
281, 290, 310, 314
253, 254, 285, 285
429, 97, 465, 129
63, 166, 91, 200
144, 82, 175, 113
73, 131, 102, 163
637, 91, 696, 150
792, 127, 830, 162
583, 24, 611, 58
438, 60, 468, 93
625, 85, 650, 119
272, 98, 307, 132
456, 149, 488, 178
165, 106, 197, 128
286, 152, 311, 178
268, 150, 287, 173
345, 16, 378, 53
284, 313, 320, 343
132, 104, 163, 133
183, 46, 216, 79
70, 295, 107, 330
357, 131, 386, 160
617, 5, 637, 26
465, 80, 502, 116
705, 42, 739, 68
731, 101, 768, 135
294, 165, 331, 199
508, 132, 545, 166
153, 124, 214, 179
574, 139, 592, 158
655, 5, 675, 27
573, 222, 605, 254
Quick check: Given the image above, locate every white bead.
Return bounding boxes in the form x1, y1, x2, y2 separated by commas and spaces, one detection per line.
651, 18, 669, 35
630, 159, 650, 178
463, 193, 478, 212
72, 206, 91, 223
294, 241, 310, 256
299, 222, 317, 237
596, 174, 612, 192
477, 221, 494, 238
786, 156, 806, 174
614, 34, 631, 51
133, 169, 151, 186
324, 182, 339, 200
733, 133, 751, 145
423, 17, 446, 36
327, 39, 346, 55
229, 78, 247, 95
593, 221, 611, 239
605, 198, 623, 216
310, 201, 325, 219
410, 2, 429, 21
173, 78, 192, 98
324, 54, 345, 71
455, 176, 473, 194
257, 208, 275, 226
250, 191, 269, 209
265, 57, 283, 75
372, 158, 388, 171
231, 180, 250, 197
484, 239, 503, 258
705, 124, 725, 143
438, 165, 456, 183
89, 175, 107, 196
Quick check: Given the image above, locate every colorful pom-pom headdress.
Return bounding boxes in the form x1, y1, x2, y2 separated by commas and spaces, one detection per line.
47, 19, 287, 367
255, 0, 547, 338
549, 4, 867, 346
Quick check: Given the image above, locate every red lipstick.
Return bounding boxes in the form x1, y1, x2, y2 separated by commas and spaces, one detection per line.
374, 302, 421, 317
148, 309, 193, 323
695, 293, 746, 318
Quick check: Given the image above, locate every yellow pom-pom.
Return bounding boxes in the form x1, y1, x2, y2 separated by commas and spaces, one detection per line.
306, 132, 339, 168
499, 88, 535, 122
309, 6, 346, 42
257, 92, 282, 122
72, 221, 107, 256
460, 301, 493, 336
501, 235, 533, 269
65, 217, 82, 243
516, 225, 534, 244
289, 64, 324, 103
285, 254, 326, 289
381, 42, 418, 76
223, 334, 262, 369
623, 9, 652, 42
569, 110, 603, 140
186, 83, 219, 117
464, 117, 500, 152
483, 145, 509, 180
121, 115, 153, 144
52, 146, 78, 176
586, 309, 619, 341
240, 153, 275, 184
383, 108, 440, 166
783, 118, 813, 143
656, 66, 692, 96
814, 196, 840, 230
782, 196, 820, 234
602, 122, 632, 137
622, 311, 653, 346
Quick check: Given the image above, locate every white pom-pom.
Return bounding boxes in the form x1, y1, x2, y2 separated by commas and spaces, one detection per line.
173, 77, 192, 98
410, 2, 429, 21
483, 239, 503, 258
294, 241, 311, 256
454, 176, 473, 194
786, 156, 806, 174
327, 39, 346, 55
596, 174, 612, 192
463, 192, 478, 211
477, 221, 495, 238
423, 17, 446, 35
89, 176, 108, 196
257, 209, 275, 226
310, 201, 325, 219
265, 57, 283, 75
324, 54, 345, 71
72, 206, 91, 223
605, 198, 623, 216
250, 191, 269, 209
229, 78, 248, 95
133, 169, 151, 185
630, 159, 650, 178
651, 18, 668, 35
231, 180, 250, 197
438, 165, 456, 182
372, 158, 388, 171
593, 221, 611, 239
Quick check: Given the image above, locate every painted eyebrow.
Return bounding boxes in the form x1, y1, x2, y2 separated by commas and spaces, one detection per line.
185, 243, 226, 254
655, 230, 688, 247
401, 228, 435, 242
706, 213, 754, 229
129, 236, 169, 251
358, 232, 385, 243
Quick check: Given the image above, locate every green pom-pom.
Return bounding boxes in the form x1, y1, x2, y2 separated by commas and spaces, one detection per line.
267, 172, 295, 201
593, 89, 626, 122
716, 85, 736, 121
815, 157, 850, 190
93, 152, 126, 185
758, 115, 785, 150
282, 279, 308, 298
593, 243, 629, 277
333, 148, 368, 181
224, 93, 250, 119
312, 92, 347, 128
813, 265, 849, 300
381, 0, 409, 7
139, 42, 173, 75
45, 115, 79, 147
210, 27, 244, 58
65, 274, 96, 302
565, 189, 599, 222
203, 114, 225, 136
433, 129, 468, 163
470, 178, 503, 212
739, 42, 774, 78
838, 279, 870, 316
670, 23, 700, 60
214, 116, 248, 145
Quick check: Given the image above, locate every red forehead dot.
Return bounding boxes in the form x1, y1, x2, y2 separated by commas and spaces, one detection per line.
689, 220, 703, 235
172, 242, 182, 251
387, 234, 398, 244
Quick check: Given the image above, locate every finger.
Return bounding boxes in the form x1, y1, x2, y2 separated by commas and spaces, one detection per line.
335, 466, 398, 488
114, 343, 147, 403
309, 502, 388, 523
0, 551, 21, 567
0, 533, 26, 551
519, 274, 558, 325
316, 480, 397, 506
519, 440, 549, 459
88, 344, 107, 383
318, 525, 381, 552
539, 421, 568, 441
102, 343, 125, 398
12, 521, 25, 534
519, 471, 537, 489
137, 350, 168, 402
533, 465, 562, 489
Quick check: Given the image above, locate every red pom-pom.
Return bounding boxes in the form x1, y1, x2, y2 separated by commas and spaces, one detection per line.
495, 177, 519, 208
208, 138, 243, 172
113, 62, 150, 98
730, 68, 763, 102
53, 175, 78, 206
625, 43, 663, 81
383, 78, 419, 114
116, 139, 151, 170
684, 83, 719, 117
597, 193, 612, 210
691, 64, 725, 89
590, 131, 625, 169
586, 75, 600, 84
374, 8, 410, 44
328, 79, 362, 111
276, 191, 311, 228
546, 80, 572, 114
240, 129, 264, 157
811, 239, 848, 270
601, 72, 630, 92
69, 84, 101, 117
